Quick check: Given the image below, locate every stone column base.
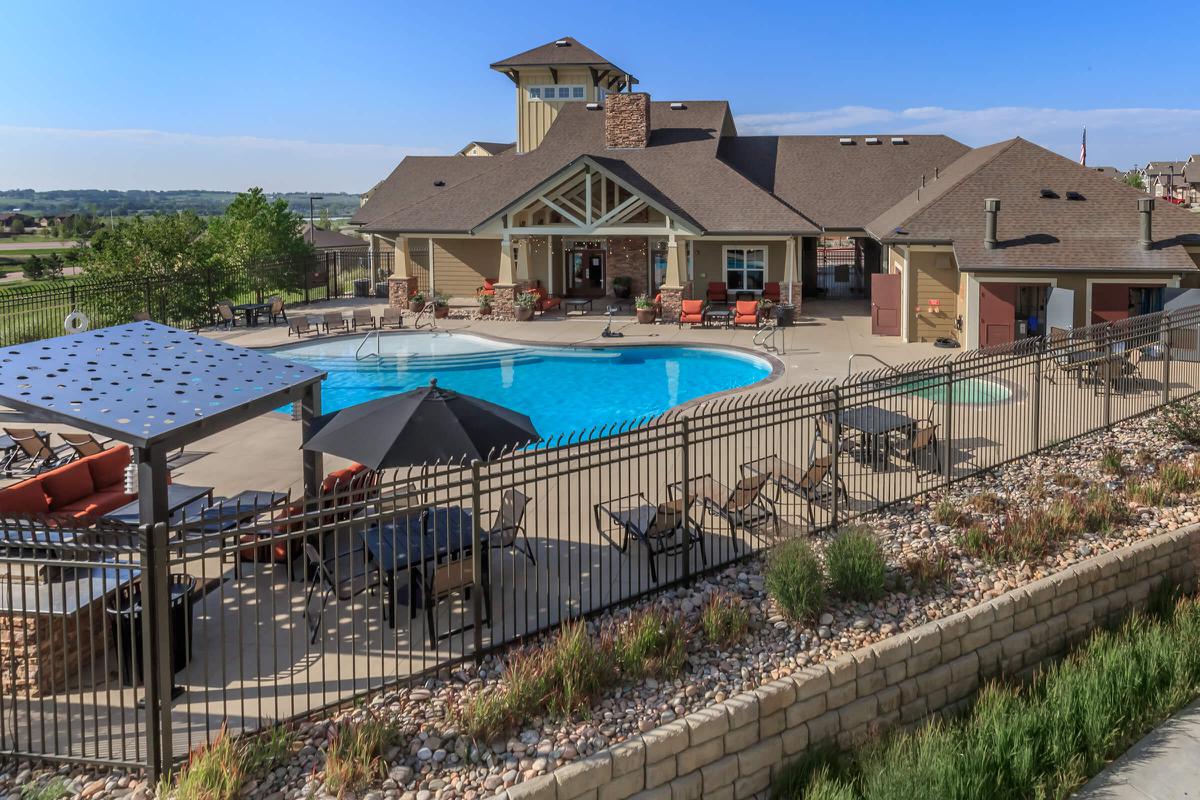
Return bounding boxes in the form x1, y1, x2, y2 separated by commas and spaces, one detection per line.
388, 276, 417, 308
658, 284, 688, 323
491, 283, 521, 321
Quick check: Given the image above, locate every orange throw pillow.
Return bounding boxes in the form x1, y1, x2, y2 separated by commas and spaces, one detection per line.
41, 460, 96, 509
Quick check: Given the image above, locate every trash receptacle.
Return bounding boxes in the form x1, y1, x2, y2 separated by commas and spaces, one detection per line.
353, 278, 371, 298
775, 303, 796, 327
107, 574, 195, 686
375, 282, 389, 299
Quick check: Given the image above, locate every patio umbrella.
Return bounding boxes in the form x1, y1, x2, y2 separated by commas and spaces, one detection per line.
300, 378, 540, 469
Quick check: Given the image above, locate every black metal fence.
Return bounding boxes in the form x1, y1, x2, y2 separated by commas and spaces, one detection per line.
816, 245, 863, 298
2, 307, 1199, 775
0, 250, 395, 347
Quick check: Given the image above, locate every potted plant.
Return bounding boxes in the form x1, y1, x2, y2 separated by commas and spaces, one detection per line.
476, 292, 492, 317
408, 290, 426, 313
432, 292, 450, 319
612, 276, 633, 299
634, 294, 656, 324
515, 290, 537, 321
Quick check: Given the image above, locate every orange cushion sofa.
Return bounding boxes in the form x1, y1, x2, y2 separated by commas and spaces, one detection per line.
0, 445, 136, 524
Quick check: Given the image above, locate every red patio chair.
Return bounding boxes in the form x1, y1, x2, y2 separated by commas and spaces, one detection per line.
531, 286, 561, 314
706, 282, 728, 304
762, 282, 781, 303
679, 299, 705, 327
734, 299, 760, 326
478, 278, 497, 296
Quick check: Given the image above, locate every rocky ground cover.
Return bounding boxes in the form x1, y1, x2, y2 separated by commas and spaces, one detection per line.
9, 404, 1200, 800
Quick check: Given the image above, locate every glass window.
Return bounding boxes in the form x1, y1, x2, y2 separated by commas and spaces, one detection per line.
529, 87, 541, 99
725, 247, 766, 292
572, 86, 585, 99
558, 87, 571, 99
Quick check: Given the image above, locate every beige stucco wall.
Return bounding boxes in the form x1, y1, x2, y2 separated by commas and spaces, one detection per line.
516, 67, 600, 153
691, 240, 788, 292
431, 238, 500, 297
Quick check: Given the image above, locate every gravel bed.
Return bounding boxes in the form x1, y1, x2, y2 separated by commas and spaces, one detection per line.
8, 408, 1195, 800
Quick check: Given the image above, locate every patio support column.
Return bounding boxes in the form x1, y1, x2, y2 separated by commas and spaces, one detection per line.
388, 236, 417, 309
515, 236, 530, 283
546, 235, 555, 295
300, 382, 323, 500
136, 443, 173, 780
493, 234, 519, 320
659, 233, 689, 322
785, 236, 798, 306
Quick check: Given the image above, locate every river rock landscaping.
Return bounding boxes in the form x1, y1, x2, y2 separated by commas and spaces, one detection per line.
8, 402, 1200, 800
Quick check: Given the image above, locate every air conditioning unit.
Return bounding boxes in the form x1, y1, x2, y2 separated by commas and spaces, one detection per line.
891, 137, 907, 145
670, 102, 686, 110
865, 137, 881, 145
839, 137, 854, 145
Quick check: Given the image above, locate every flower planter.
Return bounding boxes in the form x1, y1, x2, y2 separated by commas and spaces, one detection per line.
409, 300, 424, 313
636, 308, 656, 324
515, 307, 535, 322
433, 306, 450, 319
478, 306, 492, 317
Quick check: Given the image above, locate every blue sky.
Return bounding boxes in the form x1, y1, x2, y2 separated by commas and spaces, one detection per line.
5, 0, 1198, 192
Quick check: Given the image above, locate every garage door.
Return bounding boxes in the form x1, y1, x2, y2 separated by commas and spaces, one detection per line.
979, 282, 1017, 347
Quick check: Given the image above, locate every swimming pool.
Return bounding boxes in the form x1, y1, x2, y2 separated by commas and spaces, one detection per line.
896, 376, 1012, 404
270, 333, 773, 436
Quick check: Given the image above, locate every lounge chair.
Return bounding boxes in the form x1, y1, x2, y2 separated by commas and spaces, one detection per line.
593, 491, 704, 583
287, 317, 313, 338
59, 432, 110, 460
890, 419, 942, 477
762, 282, 781, 304
303, 542, 383, 644
1, 428, 72, 475
321, 311, 348, 335
733, 299, 760, 327
488, 488, 535, 565
706, 282, 728, 305
678, 299, 705, 327
350, 308, 376, 330
380, 307, 404, 329
531, 287, 562, 314
215, 303, 237, 330
267, 296, 288, 325
676, 472, 778, 552
742, 454, 848, 529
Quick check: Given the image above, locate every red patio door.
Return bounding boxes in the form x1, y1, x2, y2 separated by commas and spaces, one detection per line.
979, 282, 1017, 347
870, 273, 901, 336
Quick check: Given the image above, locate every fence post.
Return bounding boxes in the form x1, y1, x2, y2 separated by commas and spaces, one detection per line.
1032, 341, 1043, 451
1162, 314, 1172, 406
304, 263, 311, 305
143, 279, 152, 320
140, 521, 174, 781
1103, 336, 1113, 429
830, 387, 841, 530
469, 460, 485, 662
943, 362, 953, 488
680, 417, 692, 577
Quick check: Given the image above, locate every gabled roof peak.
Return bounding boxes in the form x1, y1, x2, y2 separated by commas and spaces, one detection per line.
490, 36, 636, 84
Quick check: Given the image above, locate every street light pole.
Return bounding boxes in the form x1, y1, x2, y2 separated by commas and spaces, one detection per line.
308, 195, 324, 245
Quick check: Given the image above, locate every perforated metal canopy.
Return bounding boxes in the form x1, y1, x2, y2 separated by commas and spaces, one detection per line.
0, 322, 325, 449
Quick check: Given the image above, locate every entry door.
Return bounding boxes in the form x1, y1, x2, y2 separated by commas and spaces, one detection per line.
979, 282, 1018, 346
870, 273, 901, 336
567, 249, 605, 296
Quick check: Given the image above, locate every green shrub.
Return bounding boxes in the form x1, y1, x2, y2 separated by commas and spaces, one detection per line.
931, 500, 967, 527
613, 606, 689, 681
1159, 400, 1200, 445
162, 726, 244, 800
826, 527, 888, 602
968, 492, 1005, 514
700, 592, 750, 648
19, 777, 71, 800
1127, 478, 1170, 507
544, 619, 613, 717
958, 524, 992, 560
906, 545, 954, 593
765, 539, 826, 621
772, 592, 1200, 800
323, 714, 399, 796
1156, 460, 1194, 494
1053, 471, 1086, 489
1082, 486, 1127, 533
1098, 447, 1125, 476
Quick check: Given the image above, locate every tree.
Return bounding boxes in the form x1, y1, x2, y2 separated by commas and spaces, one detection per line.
22, 254, 45, 280
1124, 171, 1145, 191
10, 218, 24, 235
206, 187, 314, 296
318, 207, 333, 230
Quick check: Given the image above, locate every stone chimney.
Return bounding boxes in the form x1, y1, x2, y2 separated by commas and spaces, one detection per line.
1138, 197, 1155, 250
605, 92, 651, 149
983, 198, 1001, 249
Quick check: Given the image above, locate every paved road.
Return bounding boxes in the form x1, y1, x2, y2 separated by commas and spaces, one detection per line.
0, 240, 81, 251
1073, 699, 1200, 799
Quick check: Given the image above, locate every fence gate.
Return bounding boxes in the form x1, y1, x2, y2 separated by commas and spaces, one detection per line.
816, 245, 863, 298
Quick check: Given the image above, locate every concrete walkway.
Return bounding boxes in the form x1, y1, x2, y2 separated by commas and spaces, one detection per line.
1073, 699, 1200, 799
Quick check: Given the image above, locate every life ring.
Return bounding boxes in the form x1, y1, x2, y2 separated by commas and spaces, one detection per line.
63, 310, 90, 333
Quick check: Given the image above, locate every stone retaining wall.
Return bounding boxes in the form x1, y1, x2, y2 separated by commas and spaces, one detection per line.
492, 526, 1200, 800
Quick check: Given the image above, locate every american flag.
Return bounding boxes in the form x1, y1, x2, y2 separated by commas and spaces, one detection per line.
1080, 128, 1087, 166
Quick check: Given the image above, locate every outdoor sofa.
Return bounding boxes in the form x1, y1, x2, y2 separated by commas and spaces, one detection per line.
0, 445, 139, 524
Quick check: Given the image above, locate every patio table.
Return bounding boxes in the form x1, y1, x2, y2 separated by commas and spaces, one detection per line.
359, 506, 482, 609
230, 302, 270, 327
703, 308, 733, 328
837, 406, 917, 470
564, 297, 594, 314
100, 483, 215, 526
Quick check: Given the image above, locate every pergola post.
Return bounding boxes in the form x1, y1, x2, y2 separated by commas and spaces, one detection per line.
493, 233, 520, 320
301, 382, 323, 500
785, 236, 798, 306
658, 232, 689, 322
136, 444, 173, 780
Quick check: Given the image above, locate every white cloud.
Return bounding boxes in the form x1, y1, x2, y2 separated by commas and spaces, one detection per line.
0, 124, 439, 192
735, 105, 1200, 169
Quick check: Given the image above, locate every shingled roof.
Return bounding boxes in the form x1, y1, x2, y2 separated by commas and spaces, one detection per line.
867, 138, 1200, 272
490, 37, 632, 75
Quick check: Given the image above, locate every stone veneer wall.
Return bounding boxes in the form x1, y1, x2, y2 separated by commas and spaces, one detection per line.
0, 601, 108, 696
492, 526, 1200, 800
604, 94, 651, 150
607, 238, 648, 298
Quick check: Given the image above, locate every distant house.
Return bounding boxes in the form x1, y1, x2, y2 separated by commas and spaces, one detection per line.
1090, 166, 1123, 181
1184, 156, 1200, 206
457, 141, 516, 157
1142, 161, 1188, 202
300, 222, 368, 250
0, 212, 34, 232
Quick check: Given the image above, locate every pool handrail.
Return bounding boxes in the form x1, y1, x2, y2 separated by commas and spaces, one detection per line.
845, 353, 903, 382
355, 329, 381, 361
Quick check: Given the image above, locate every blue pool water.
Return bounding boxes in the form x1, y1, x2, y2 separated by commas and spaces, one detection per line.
269, 333, 772, 437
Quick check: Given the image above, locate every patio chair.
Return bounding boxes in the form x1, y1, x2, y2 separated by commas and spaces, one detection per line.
683, 472, 778, 552
706, 282, 728, 305
215, 303, 237, 330
678, 299, 705, 327
303, 542, 384, 644
890, 419, 942, 477
267, 296, 288, 325
478, 278, 497, 296
59, 431, 111, 460
132, 310, 152, 322
287, 317, 313, 338
322, 311, 349, 335
2, 428, 72, 475
488, 488, 535, 565
733, 299, 760, 327
741, 453, 848, 530
592, 492, 704, 583
350, 307, 376, 330
414, 548, 492, 648
762, 282, 781, 304
380, 306, 404, 329
531, 286, 562, 314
